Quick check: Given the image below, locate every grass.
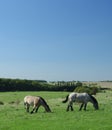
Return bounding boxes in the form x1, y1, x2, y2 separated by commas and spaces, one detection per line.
0, 91, 112, 130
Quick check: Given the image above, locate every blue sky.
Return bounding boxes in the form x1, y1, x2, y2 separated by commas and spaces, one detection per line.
0, 0, 112, 81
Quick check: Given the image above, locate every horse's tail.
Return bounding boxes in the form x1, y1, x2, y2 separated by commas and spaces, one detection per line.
62, 95, 69, 103
38, 96, 51, 112
88, 94, 99, 109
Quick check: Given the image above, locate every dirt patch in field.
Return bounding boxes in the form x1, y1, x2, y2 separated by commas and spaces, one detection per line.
0, 101, 4, 105
8, 100, 20, 105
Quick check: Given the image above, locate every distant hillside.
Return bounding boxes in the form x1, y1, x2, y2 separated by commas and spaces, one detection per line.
83, 81, 112, 89
96, 81, 112, 89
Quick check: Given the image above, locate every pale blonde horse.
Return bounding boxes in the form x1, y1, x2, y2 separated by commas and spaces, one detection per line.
24, 95, 51, 113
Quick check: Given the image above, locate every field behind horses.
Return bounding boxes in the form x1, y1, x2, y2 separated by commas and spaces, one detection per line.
0, 91, 112, 130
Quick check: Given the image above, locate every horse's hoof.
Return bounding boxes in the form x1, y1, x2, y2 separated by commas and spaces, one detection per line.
30, 111, 33, 114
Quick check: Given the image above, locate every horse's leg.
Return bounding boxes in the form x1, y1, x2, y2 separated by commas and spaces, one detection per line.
79, 103, 84, 111
67, 101, 74, 111
30, 105, 36, 114
83, 103, 87, 111
31, 108, 35, 114
26, 104, 30, 112
66, 105, 70, 111
70, 102, 74, 111
35, 105, 40, 113
35, 107, 39, 113
71, 105, 74, 111
66, 100, 71, 111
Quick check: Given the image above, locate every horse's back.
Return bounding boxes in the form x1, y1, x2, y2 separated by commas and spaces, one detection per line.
69, 92, 90, 103
24, 95, 32, 102
24, 95, 40, 105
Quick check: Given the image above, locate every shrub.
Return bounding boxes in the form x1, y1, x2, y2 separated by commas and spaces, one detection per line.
74, 85, 99, 95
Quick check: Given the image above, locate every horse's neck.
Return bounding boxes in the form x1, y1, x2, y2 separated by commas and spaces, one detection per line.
89, 95, 96, 104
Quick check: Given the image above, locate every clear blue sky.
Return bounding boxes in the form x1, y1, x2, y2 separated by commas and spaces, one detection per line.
0, 0, 112, 81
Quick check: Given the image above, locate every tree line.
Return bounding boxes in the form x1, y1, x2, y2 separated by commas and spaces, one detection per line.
0, 78, 100, 94
0, 78, 76, 92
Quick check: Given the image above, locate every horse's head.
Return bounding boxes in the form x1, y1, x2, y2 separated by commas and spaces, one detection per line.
39, 96, 51, 112
45, 104, 51, 112
94, 102, 99, 110
89, 94, 99, 110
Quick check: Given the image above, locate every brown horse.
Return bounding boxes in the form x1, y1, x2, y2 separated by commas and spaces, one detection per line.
24, 95, 51, 114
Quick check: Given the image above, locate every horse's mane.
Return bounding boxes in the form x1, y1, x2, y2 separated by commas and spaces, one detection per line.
88, 94, 98, 104
38, 96, 51, 112
38, 96, 47, 105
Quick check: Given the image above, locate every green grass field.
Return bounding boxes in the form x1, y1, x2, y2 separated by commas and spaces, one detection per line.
0, 91, 112, 130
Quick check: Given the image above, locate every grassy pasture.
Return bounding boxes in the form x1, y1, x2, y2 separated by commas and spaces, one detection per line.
0, 91, 112, 130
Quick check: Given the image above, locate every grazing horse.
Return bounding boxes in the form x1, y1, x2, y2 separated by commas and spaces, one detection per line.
24, 95, 51, 113
62, 92, 99, 111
